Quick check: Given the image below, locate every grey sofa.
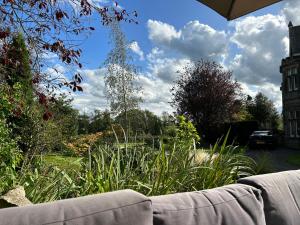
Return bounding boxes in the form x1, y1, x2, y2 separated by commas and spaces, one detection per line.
0, 190, 152, 225
0, 170, 299, 225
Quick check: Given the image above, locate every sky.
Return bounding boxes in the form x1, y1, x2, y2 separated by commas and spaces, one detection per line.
50, 0, 300, 115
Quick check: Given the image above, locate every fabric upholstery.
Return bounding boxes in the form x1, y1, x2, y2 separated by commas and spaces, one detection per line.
0, 189, 152, 225
150, 184, 266, 225
238, 170, 300, 225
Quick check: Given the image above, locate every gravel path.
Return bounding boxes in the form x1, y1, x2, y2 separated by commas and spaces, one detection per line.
246, 147, 300, 172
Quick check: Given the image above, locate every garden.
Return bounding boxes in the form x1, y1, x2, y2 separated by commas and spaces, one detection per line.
0, 1, 283, 206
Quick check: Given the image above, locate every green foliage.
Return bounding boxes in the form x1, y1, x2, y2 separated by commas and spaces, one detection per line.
40, 96, 79, 153
1, 35, 78, 156
20, 166, 79, 203
50, 96, 79, 139
254, 151, 274, 174
6, 33, 33, 99
0, 119, 23, 194
77, 110, 112, 135
77, 131, 256, 196
245, 93, 279, 130
287, 153, 300, 167
89, 110, 112, 133
233, 100, 253, 122
1, 34, 36, 154
115, 109, 163, 136
175, 115, 200, 147
78, 114, 90, 135
0, 83, 23, 119
0, 126, 257, 203
42, 155, 82, 172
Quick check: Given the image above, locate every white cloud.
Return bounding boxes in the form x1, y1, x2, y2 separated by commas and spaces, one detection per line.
146, 47, 165, 62
148, 20, 181, 44
137, 76, 174, 115
146, 56, 190, 83
147, 20, 228, 60
71, 68, 109, 114
44, 64, 68, 82
227, 14, 289, 113
40, 52, 58, 61
230, 14, 287, 85
281, 0, 300, 25
129, 41, 144, 60
145, 14, 288, 113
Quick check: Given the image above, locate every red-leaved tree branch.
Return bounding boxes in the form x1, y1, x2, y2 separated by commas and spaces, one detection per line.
0, 0, 137, 118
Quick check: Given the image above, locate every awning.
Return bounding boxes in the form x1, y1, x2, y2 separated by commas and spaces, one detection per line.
196, 0, 282, 20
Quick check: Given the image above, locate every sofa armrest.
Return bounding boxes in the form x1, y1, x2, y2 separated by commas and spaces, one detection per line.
238, 170, 300, 225
0, 189, 152, 225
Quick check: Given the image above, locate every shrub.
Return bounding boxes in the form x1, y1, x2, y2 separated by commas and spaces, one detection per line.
175, 115, 200, 148
0, 119, 23, 194
65, 132, 102, 156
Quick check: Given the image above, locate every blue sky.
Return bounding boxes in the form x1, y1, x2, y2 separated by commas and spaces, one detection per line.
80, 0, 282, 68
51, 0, 300, 115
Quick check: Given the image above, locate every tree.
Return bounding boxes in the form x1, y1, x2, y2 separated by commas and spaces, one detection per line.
89, 110, 112, 133
1, 35, 80, 154
39, 96, 79, 152
48, 96, 79, 139
0, 34, 37, 153
245, 93, 279, 130
115, 109, 162, 136
1, 34, 33, 105
104, 20, 142, 133
4, 34, 33, 101
78, 114, 90, 135
171, 60, 241, 140
0, 1, 137, 107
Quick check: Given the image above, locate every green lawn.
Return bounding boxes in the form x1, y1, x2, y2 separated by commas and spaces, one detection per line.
42, 154, 82, 171
287, 154, 300, 167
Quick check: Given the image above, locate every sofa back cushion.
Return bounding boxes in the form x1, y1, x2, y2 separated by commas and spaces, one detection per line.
150, 184, 265, 225
238, 170, 300, 225
0, 189, 152, 225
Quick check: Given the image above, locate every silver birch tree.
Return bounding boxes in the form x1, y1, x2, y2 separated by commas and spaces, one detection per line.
104, 20, 142, 135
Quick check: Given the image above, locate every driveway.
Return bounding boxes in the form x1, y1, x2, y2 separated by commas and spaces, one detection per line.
246, 147, 300, 172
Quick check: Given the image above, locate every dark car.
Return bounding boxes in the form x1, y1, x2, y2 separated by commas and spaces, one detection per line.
249, 130, 277, 149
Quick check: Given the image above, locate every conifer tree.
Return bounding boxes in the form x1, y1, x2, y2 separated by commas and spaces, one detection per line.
1, 34, 35, 152
5, 33, 33, 104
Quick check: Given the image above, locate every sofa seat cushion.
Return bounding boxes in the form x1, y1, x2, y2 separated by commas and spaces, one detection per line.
150, 184, 265, 225
0, 189, 152, 225
238, 170, 300, 225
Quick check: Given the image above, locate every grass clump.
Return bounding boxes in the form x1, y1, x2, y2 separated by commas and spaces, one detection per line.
42, 155, 82, 171
18, 130, 257, 203
254, 151, 274, 174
